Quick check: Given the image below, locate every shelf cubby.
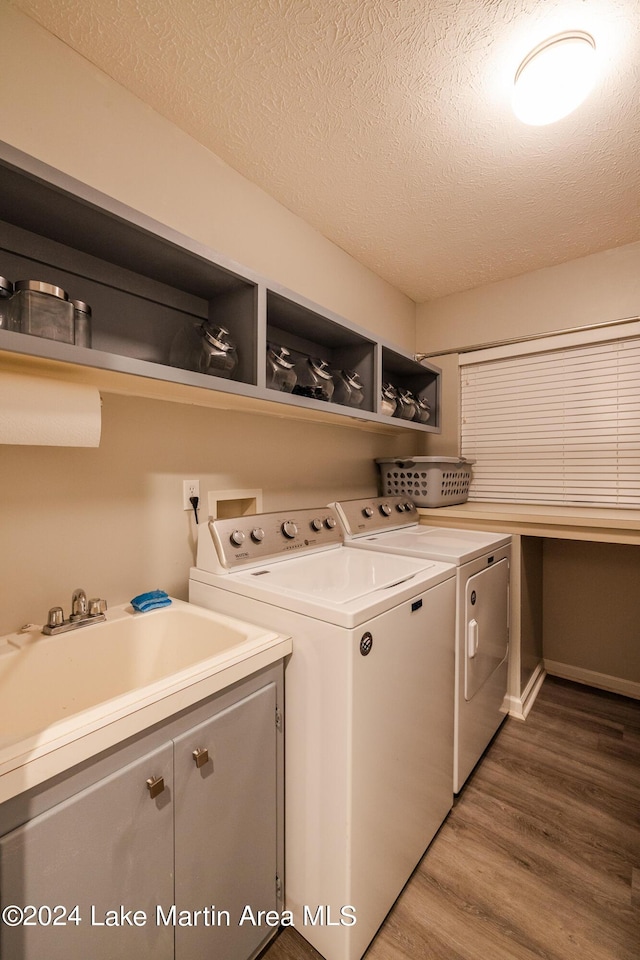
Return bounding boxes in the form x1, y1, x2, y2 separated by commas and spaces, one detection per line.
265, 289, 376, 413
0, 142, 441, 435
380, 346, 440, 427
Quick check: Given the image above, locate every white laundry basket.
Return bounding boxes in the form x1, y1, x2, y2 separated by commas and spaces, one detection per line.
376, 456, 473, 508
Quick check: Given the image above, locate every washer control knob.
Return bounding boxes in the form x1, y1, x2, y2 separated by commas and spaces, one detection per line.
396, 503, 406, 512
251, 527, 265, 543
362, 506, 374, 518
405, 501, 415, 512
230, 529, 245, 547
282, 520, 298, 539
324, 516, 337, 529
380, 503, 392, 516
311, 518, 323, 532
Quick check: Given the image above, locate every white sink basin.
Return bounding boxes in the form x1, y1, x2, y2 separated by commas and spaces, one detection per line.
0, 599, 291, 803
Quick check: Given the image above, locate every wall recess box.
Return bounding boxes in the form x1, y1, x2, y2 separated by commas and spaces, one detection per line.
207, 489, 263, 520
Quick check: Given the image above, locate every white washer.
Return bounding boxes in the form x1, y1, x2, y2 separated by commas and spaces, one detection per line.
331, 497, 511, 794
190, 507, 456, 960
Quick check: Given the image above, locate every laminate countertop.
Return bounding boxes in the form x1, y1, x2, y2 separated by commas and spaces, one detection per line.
416, 502, 640, 544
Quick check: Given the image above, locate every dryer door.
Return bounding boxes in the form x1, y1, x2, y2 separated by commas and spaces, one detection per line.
464, 558, 509, 701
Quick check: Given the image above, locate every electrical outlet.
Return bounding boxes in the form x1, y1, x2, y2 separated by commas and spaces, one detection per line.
183, 479, 200, 511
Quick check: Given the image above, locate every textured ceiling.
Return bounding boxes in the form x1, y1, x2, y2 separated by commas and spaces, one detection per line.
9, 0, 640, 301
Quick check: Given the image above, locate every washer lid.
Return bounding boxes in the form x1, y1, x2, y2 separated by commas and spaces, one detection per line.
238, 548, 437, 602
345, 525, 511, 564
192, 547, 455, 628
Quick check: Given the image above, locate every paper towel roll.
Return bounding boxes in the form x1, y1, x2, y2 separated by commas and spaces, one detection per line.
0, 372, 101, 446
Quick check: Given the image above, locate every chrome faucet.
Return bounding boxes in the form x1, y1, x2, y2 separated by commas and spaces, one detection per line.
42, 589, 107, 635
70, 588, 88, 621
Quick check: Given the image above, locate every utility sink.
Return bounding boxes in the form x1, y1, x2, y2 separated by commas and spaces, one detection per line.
0, 599, 291, 803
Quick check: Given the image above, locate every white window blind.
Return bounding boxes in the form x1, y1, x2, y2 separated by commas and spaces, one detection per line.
460, 335, 640, 507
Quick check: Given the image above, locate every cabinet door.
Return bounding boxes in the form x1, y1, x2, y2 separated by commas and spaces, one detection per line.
173, 683, 278, 960
0, 742, 174, 960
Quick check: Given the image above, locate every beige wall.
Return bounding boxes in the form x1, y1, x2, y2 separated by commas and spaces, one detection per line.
416, 240, 640, 356
420, 353, 460, 457
543, 540, 640, 685
1, 393, 409, 635
2, 6, 638, 694
418, 239, 640, 458
419, 240, 640, 445
417, 243, 640, 692
0, 6, 416, 636
0, 5, 414, 349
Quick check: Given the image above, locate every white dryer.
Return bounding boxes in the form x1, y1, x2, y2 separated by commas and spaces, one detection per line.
190, 507, 456, 960
332, 497, 511, 794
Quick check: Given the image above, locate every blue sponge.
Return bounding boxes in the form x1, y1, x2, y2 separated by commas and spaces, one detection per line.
131, 590, 172, 613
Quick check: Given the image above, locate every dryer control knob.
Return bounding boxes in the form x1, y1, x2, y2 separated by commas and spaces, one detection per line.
362, 507, 374, 518
230, 529, 245, 547
251, 527, 265, 543
324, 516, 337, 529
282, 520, 298, 539
405, 501, 415, 511
311, 518, 323, 532
380, 503, 392, 516
396, 503, 406, 512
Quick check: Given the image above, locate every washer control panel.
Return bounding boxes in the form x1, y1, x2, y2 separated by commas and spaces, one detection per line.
332, 496, 417, 538
209, 508, 344, 569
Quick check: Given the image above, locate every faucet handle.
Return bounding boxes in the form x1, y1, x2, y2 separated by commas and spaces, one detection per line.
88, 598, 107, 616
47, 606, 64, 629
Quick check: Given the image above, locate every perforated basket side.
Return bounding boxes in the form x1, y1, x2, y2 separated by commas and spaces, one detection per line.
377, 459, 472, 507
438, 465, 472, 505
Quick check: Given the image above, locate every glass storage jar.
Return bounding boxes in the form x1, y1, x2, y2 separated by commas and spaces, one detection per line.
292, 356, 334, 401
0, 277, 13, 329
266, 343, 297, 392
394, 388, 417, 420
71, 299, 92, 348
169, 321, 238, 378
380, 382, 398, 417
332, 369, 364, 407
9, 280, 74, 343
413, 396, 431, 423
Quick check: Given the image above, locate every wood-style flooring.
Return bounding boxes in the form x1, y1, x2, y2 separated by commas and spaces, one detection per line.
262, 676, 640, 960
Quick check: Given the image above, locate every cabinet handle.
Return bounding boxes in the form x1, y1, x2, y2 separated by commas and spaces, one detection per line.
146, 775, 165, 798
192, 747, 209, 768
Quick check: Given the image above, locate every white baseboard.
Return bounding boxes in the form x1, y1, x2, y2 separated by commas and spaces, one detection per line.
506, 661, 546, 721
543, 660, 640, 700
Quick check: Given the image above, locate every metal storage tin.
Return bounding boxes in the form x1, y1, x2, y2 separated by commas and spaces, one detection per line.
0, 277, 12, 330
71, 299, 92, 348
10, 280, 74, 343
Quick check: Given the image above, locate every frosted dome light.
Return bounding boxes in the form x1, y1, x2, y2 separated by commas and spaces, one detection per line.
513, 32, 597, 126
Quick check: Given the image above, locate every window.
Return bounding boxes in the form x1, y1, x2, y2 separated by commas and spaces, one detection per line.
460, 328, 640, 508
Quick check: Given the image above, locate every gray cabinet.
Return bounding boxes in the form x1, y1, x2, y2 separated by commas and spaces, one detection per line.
0, 668, 282, 960
174, 684, 277, 960
0, 140, 441, 433
0, 742, 174, 960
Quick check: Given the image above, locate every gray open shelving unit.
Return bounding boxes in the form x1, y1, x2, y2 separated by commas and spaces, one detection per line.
0, 142, 440, 434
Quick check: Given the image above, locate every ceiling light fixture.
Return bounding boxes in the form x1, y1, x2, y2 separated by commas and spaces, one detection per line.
512, 31, 597, 126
